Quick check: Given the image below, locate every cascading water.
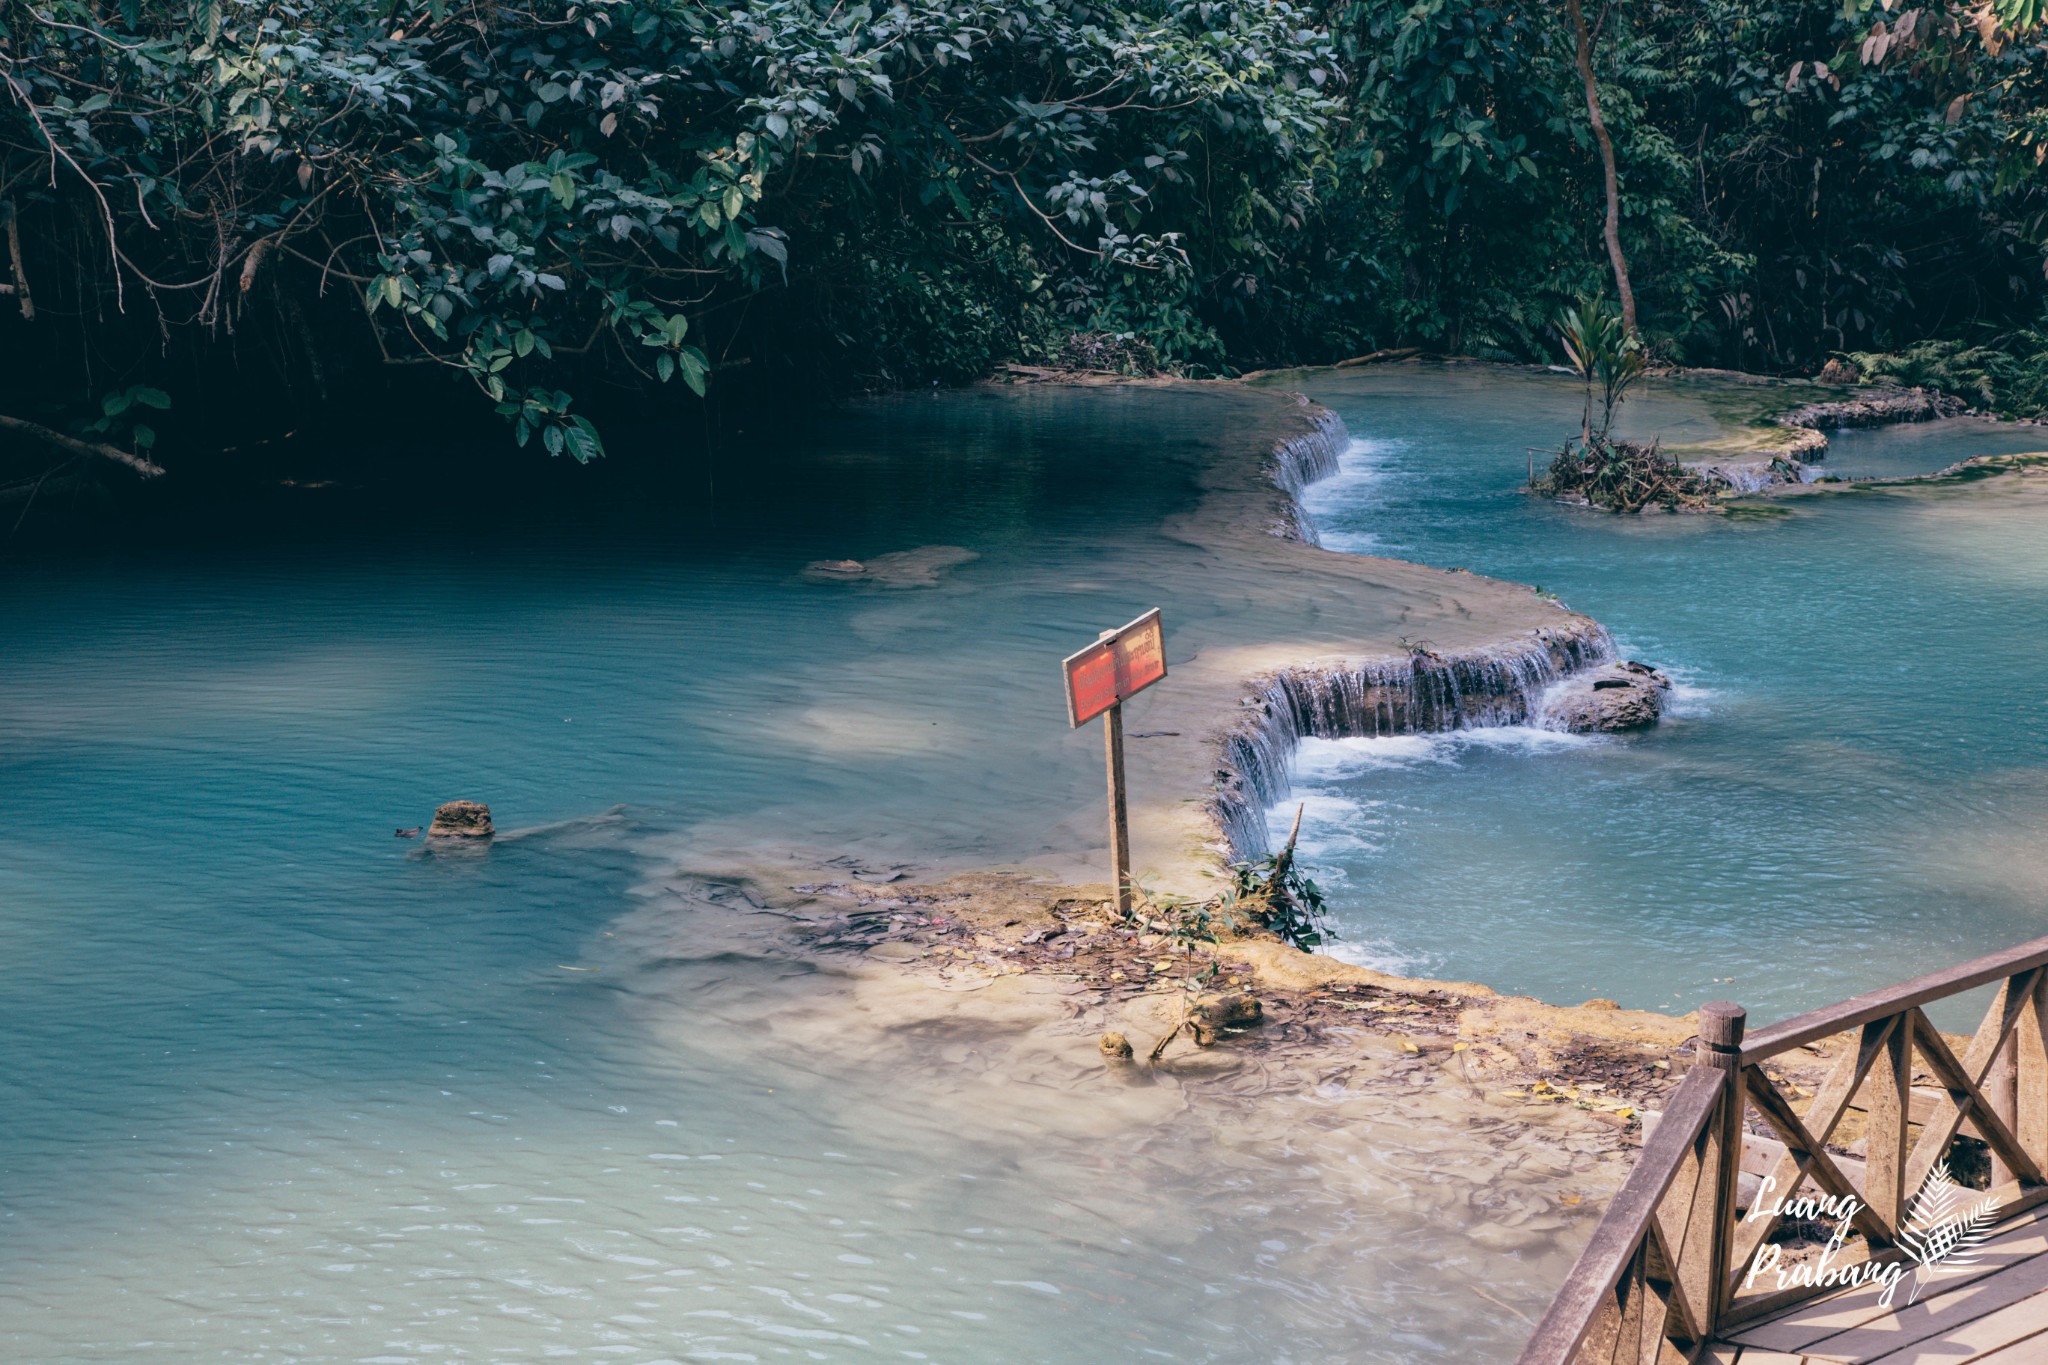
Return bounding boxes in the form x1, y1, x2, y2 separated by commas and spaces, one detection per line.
1194, 397, 1621, 858
1265, 401, 1348, 543
1208, 622, 1614, 856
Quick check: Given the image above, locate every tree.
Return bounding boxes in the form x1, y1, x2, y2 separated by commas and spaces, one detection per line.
1565, 0, 1638, 340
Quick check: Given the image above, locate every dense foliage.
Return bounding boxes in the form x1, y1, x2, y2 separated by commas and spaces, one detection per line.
0, 0, 2043, 478
0, 0, 1335, 463
1280, 0, 2048, 382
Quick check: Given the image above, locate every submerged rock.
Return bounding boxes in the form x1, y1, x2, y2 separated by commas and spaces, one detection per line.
427, 800, 494, 839
1098, 1031, 1134, 1060
802, 545, 979, 588
804, 558, 867, 580
1541, 661, 1671, 733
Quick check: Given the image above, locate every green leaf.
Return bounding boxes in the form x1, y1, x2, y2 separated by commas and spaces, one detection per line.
550, 172, 576, 210
564, 416, 604, 463
677, 348, 708, 396
131, 388, 173, 410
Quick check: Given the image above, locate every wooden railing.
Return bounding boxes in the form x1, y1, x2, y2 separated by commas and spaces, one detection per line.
1518, 933, 2048, 1364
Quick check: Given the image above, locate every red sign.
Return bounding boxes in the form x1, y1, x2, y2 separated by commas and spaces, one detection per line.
1063, 609, 1167, 727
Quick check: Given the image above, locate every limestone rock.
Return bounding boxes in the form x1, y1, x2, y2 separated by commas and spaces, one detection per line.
428, 800, 494, 839
1541, 661, 1671, 734
1780, 386, 1965, 432
1189, 992, 1263, 1046
1193, 992, 1263, 1028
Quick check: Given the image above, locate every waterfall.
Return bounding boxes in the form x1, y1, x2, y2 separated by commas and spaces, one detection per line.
1209, 623, 1615, 857
1200, 399, 1618, 858
1266, 402, 1348, 544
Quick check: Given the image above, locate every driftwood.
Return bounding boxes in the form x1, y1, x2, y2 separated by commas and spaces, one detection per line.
1333, 346, 1421, 368
0, 413, 163, 477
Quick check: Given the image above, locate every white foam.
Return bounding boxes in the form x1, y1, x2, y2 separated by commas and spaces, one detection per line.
1281, 790, 1397, 865
1292, 726, 1600, 783
1322, 937, 1435, 977
1296, 437, 1403, 551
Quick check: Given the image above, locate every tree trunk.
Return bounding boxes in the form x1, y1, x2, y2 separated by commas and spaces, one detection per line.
1568, 0, 1638, 339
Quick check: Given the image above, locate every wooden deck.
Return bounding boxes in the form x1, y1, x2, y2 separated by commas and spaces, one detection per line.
1517, 934, 2048, 1365
1708, 1206, 2048, 1363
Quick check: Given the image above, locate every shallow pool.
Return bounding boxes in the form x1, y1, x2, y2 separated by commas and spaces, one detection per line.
0, 384, 1603, 1364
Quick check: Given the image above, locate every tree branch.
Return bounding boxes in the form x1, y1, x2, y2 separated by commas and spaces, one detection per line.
0, 414, 164, 477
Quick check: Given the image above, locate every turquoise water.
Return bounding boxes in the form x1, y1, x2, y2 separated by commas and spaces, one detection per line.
10, 369, 2042, 1363
1, 386, 1606, 1364
1277, 365, 2048, 1022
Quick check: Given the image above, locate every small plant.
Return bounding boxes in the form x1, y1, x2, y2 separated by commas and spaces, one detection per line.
1537, 300, 1720, 512
1223, 806, 1334, 952
84, 384, 171, 456
1555, 297, 1646, 446
1131, 883, 1220, 954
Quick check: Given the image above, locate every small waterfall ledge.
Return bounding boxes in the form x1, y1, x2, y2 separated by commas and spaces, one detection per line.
1207, 625, 1615, 857
1265, 397, 1348, 543
1206, 398, 1617, 858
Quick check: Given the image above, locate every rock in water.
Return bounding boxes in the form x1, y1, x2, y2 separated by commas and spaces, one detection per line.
803, 546, 978, 588
1098, 1032, 1134, 1060
1189, 992, 1264, 1046
428, 800, 494, 839
802, 558, 867, 582
1541, 661, 1671, 733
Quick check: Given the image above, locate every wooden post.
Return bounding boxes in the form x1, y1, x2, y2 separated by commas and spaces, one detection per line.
2018, 972, 2048, 1171
1866, 1016, 1913, 1239
1103, 695, 1131, 916
1063, 613, 1163, 919
1699, 1001, 1747, 1333
1990, 1026, 2020, 1189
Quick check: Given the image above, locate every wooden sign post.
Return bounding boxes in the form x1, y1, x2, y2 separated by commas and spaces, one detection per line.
1062, 609, 1167, 915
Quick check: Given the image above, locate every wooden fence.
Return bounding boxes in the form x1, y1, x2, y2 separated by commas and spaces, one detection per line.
1518, 933, 2048, 1363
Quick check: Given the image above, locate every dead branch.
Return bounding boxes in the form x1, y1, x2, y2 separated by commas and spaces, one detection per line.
0, 413, 164, 476
3, 202, 30, 319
